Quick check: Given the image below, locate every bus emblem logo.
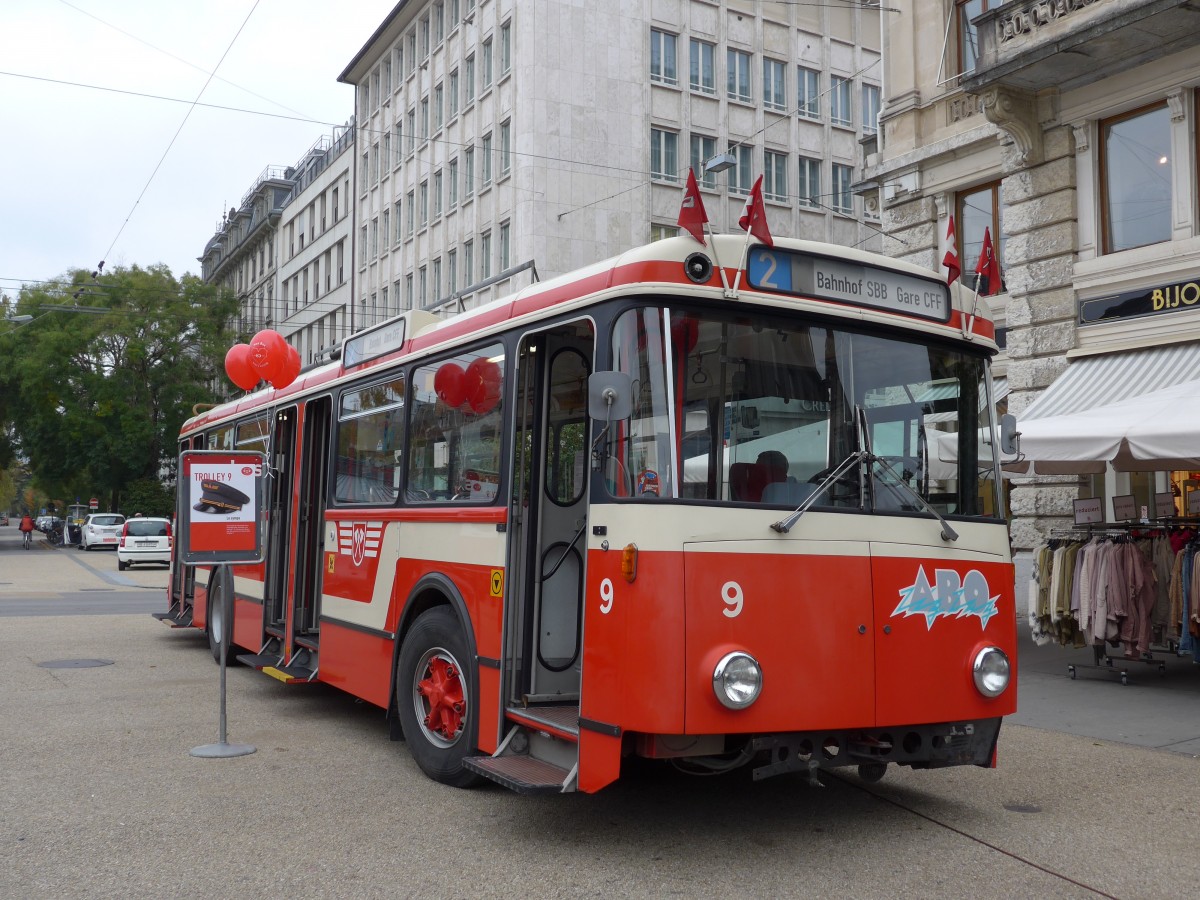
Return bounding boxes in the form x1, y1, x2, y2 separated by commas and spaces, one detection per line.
336, 521, 383, 567
891, 566, 998, 630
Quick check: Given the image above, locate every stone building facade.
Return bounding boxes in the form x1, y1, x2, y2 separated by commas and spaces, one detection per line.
863, 0, 1200, 549
338, 0, 882, 325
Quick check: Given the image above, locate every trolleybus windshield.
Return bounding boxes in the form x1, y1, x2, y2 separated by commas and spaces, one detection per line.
607, 306, 1002, 519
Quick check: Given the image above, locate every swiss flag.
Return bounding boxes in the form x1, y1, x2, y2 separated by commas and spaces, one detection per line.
974, 226, 1002, 296
677, 168, 709, 244
737, 174, 774, 247
942, 215, 961, 285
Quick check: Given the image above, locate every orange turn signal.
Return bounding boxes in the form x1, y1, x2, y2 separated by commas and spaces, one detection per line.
621, 543, 638, 583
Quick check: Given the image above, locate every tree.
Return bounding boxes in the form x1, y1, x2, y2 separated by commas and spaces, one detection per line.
1, 265, 238, 510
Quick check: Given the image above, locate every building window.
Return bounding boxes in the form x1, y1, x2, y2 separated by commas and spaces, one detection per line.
764, 151, 787, 202
831, 76, 852, 127
651, 29, 678, 85
499, 221, 510, 270
420, 97, 430, 142
420, 16, 430, 58
1101, 102, 1172, 254
729, 143, 752, 195
449, 158, 459, 208
957, 181, 1006, 289
465, 147, 475, 197
464, 240, 474, 286
690, 134, 717, 189
406, 190, 415, 235
650, 224, 675, 242
394, 200, 403, 242
448, 249, 457, 293
689, 39, 715, 94
381, 211, 389, 252
651, 128, 679, 182
434, 169, 443, 218
862, 84, 881, 135
763, 58, 786, 112
832, 164, 854, 214
801, 68, 820, 120
481, 230, 492, 279
420, 180, 429, 226
500, 21, 511, 74
727, 48, 751, 103
956, 0, 994, 74
434, 2, 444, 43
448, 69, 459, 118
405, 273, 414, 309
500, 121, 511, 176
482, 132, 493, 186
798, 157, 820, 208
432, 257, 442, 300
419, 266, 428, 305
434, 84, 444, 132
465, 55, 475, 103
482, 38, 493, 88
407, 109, 416, 154
383, 58, 391, 94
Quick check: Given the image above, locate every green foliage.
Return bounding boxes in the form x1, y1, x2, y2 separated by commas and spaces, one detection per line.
1, 265, 238, 507
121, 477, 175, 518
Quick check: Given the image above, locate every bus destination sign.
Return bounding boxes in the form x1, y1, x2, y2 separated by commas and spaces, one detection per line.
747, 247, 950, 323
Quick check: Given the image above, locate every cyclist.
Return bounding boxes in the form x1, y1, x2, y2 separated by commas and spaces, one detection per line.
19, 514, 35, 550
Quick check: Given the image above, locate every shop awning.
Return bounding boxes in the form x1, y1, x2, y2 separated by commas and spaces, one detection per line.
1012, 344, 1200, 473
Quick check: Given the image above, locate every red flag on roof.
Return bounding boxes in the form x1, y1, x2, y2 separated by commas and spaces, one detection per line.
974, 226, 1002, 296
737, 174, 774, 247
677, 168, 709, 244
942, 215, 961, 286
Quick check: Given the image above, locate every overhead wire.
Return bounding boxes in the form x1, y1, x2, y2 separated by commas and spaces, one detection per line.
100, 0, 264, 270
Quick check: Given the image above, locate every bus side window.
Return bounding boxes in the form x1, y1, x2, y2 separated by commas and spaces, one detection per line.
335, 376, 405, 505
408, 345, 505, 502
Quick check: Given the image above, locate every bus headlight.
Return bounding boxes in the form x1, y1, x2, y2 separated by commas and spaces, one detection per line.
712, 651, 762, 709
972, 646, 1010, 697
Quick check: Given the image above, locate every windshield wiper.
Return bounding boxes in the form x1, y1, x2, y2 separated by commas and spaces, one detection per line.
868, 455, 959, 542
770, 405, 958, 542
770, 450, 865, 534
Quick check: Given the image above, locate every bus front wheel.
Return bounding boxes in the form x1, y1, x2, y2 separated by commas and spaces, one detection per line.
396, 607, 480, 787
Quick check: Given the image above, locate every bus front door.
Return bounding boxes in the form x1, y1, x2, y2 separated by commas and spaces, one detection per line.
475, 321, 594, 792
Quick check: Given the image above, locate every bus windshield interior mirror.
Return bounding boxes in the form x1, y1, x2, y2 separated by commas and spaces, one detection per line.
999, 413, 1019, 457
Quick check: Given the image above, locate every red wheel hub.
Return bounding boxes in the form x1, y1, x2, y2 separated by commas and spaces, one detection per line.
416, 656, 465, 741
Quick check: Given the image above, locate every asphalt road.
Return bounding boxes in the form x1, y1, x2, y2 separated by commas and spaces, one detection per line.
1, 525, 1198, 898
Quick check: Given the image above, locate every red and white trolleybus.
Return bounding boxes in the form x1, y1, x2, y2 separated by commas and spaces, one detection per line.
159, 234, 1017, 794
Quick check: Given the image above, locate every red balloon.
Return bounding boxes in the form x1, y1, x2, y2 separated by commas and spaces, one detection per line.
224, 343, 258, 390
434, 363, 467, 407
249, 329, 287, 381
272, 344, 302, 389
465, 358, 502, 414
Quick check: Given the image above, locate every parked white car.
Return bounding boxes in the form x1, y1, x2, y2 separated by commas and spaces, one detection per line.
81, 513, 126, 550
116, 517, 172, 570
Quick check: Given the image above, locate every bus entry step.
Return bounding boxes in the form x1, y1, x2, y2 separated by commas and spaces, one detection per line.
151, 610, 192, 628
236, 652, 283, 669
463, 755, 571, 795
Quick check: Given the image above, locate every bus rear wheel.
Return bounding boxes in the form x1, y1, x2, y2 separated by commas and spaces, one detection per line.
206, 570, 231, 664
397, 607, 480, 787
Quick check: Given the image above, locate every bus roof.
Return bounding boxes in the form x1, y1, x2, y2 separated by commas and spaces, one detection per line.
182, 234, 995, 435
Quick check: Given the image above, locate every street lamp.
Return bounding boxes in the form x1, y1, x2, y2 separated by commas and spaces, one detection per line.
705, 152, 736, 175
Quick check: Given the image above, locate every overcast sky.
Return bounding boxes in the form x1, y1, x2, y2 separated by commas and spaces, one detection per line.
2, 0, 397, 295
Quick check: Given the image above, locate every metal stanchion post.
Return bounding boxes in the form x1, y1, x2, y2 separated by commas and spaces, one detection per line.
191, 565, 256, 758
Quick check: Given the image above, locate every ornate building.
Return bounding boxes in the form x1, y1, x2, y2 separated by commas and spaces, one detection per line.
863, 0, 1200, 549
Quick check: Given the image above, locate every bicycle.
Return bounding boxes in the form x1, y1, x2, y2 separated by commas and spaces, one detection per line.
23, 530, 33, 550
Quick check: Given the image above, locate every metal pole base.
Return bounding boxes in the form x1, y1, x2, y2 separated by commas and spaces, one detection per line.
190, 741, 257, 758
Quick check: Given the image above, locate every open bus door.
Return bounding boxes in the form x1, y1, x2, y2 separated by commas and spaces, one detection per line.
158, 434, 206, 628
465, 319, 594, 793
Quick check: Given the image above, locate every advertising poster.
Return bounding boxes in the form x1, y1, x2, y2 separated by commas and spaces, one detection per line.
179, 450, 266, 564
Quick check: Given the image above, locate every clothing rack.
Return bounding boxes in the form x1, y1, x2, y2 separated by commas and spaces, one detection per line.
1034, 527, 1181, 685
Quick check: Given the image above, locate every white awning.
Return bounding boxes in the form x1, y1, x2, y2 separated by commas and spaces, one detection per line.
1021, 344, 1200, 420
1013, 344, 1200, 473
